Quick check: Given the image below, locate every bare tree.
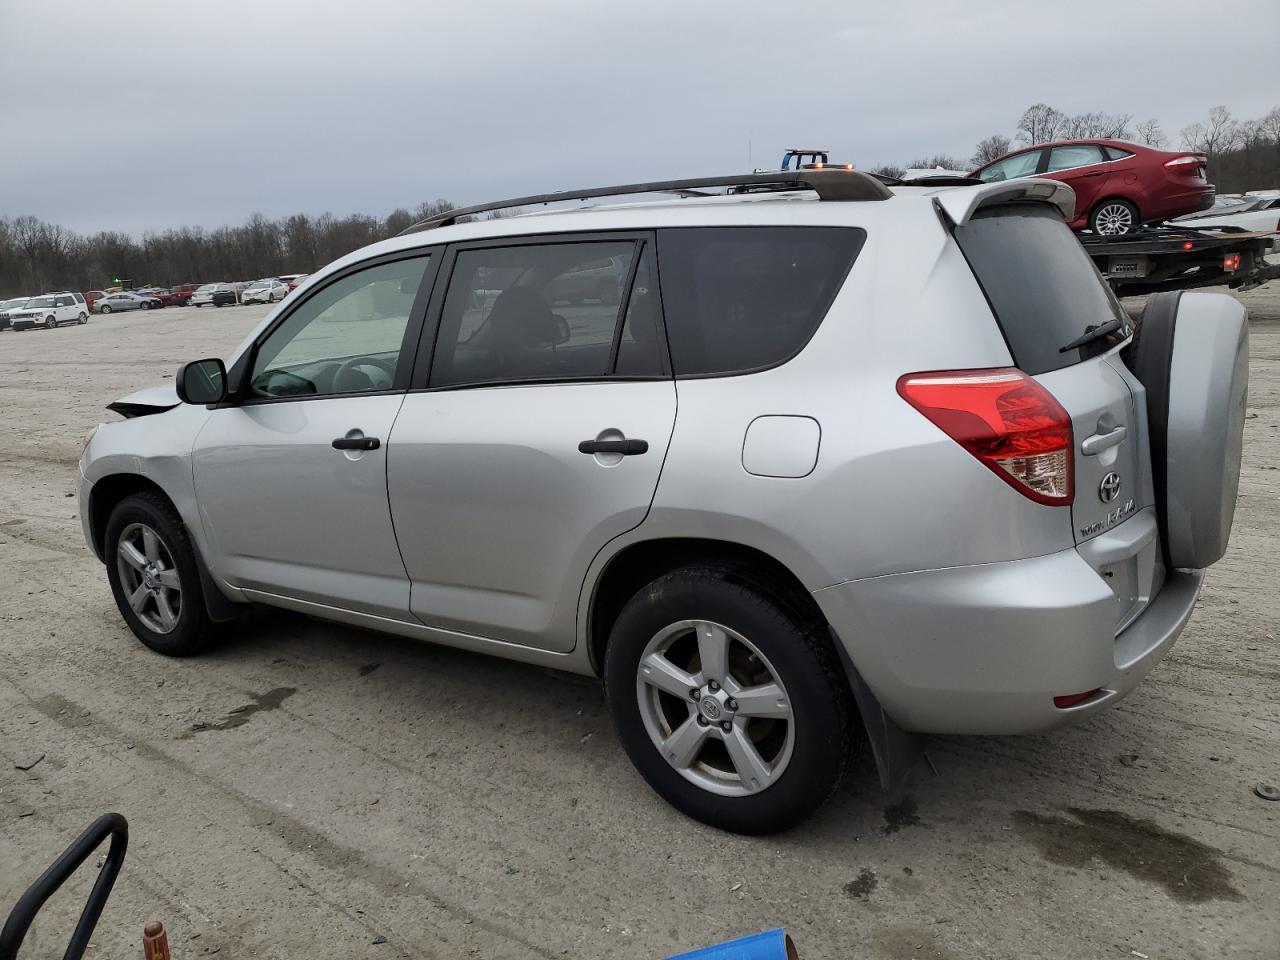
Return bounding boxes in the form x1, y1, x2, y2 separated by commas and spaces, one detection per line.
1182, 105, 1241, 157
1134, 118, 1167, 148
1016, 103, 1067, 145
869, 164, 906, 180
1260, 106, 1280, 144
909, 154, 969, 172
1061, 111, 1132, 140
971, 134, 1011, 167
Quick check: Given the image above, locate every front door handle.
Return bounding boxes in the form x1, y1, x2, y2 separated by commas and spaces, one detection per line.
578, 438, 648, 456
332, 435, 381, 451
1081, 424, 1126, 456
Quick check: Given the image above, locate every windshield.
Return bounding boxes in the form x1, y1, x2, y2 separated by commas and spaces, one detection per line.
1, 298, 28, 310
24, 296, 54, 308
245, 281, 268, 290
196, 284, 218, 293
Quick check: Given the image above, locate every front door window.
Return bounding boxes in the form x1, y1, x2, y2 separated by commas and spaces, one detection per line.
249, 256, 430, 399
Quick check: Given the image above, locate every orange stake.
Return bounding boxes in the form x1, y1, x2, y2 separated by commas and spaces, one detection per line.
143, 921, 171, 960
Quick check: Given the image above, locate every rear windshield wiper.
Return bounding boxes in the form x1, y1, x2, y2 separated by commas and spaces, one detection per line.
1058, 317, 1128, 354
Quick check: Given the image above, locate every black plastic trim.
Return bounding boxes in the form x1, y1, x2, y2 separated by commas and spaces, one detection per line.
0, 813, 128, 960
1124, 291, 1182, 567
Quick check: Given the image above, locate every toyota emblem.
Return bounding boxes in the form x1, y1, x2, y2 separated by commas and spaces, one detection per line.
1099, 472, 1121, 503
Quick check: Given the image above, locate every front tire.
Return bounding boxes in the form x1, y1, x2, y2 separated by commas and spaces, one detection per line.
141, 301, 151, 310
105, 492, 217, 656
44, 315, 57, 329
604, 567, 854, 834
1091, 198, 1140, 235
100, 305, 112, 314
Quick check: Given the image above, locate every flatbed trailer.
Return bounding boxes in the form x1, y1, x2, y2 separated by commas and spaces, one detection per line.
1080, 225, 1280, 297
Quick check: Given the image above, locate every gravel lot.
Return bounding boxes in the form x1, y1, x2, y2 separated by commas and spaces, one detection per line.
1, 291, 1278, 960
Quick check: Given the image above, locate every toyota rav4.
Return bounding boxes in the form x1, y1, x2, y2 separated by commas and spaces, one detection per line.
77, 170, 1248, 834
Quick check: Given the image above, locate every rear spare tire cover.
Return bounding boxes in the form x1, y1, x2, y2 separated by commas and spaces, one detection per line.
1127, 291, 1248, 569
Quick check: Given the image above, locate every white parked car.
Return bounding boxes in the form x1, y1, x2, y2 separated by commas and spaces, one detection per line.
241, 279, 289, 304
9, 292, 88, 330
190, 283, 232, 307
1175, 191, 1280, 252
0, 296, 31, 331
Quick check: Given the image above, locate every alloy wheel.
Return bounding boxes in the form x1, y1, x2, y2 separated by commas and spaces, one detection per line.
1094, 203, 1134, 235
635, 619, 794, 797
116, 522, 182, 634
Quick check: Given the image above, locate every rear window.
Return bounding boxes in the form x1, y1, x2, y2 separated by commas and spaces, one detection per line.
656, 226, 864, 376
953, 203, 1128, 375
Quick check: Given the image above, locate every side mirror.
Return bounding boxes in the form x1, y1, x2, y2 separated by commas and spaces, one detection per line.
176, 358, 227, 405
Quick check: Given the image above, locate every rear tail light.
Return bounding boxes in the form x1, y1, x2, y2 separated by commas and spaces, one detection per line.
897, 368, 1074, 506
1223, 253, 1240, 272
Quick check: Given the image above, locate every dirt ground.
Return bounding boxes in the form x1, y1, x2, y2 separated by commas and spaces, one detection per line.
1, 290, 1277, 960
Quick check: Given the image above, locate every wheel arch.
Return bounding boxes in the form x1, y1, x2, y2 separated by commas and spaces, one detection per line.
586, 537, 825, 677
89, 472, 242, 622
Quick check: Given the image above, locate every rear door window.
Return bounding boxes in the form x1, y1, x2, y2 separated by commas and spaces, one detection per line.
429, 240, 641, 387
655, 227, 863, 377
1046, 145, 1106, 172
953, 203, 1129, 375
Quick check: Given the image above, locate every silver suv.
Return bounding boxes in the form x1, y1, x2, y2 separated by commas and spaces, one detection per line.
78, 170, 1249, 834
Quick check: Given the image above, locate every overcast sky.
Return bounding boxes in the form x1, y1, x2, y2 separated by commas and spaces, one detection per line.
2, 0, 1277, 236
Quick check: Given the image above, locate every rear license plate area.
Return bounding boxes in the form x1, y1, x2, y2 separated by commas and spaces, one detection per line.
1100, 555, 1142, 632
1108, 256, 1148, 278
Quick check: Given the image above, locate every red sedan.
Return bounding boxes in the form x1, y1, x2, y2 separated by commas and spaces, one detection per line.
970, 139, 1214, 235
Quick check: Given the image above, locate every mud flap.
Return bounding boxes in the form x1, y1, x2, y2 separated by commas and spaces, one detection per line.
833, 636, 923, 792
192, 544, 246, 623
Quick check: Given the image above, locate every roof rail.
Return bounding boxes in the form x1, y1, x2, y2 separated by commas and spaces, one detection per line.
396, 169, 893, 235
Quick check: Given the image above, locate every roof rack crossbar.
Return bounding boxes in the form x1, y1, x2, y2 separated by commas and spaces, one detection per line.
397, 170, 892, 235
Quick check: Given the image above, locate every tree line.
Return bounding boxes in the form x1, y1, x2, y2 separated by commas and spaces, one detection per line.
0, 201, 453, 299
871, 102, 1280, 194
4, 101, 1278, 299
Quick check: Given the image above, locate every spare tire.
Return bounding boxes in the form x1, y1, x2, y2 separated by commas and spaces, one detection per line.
1125, 291, 1248, 569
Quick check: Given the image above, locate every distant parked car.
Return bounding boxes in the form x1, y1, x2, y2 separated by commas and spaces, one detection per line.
10, 292, 89, 330
171, 283, 200, 305
1175, 191, 1280, 247
286, 274, 309, 291
970, 139, 1215, 235
211, 288, 239, 307
275, 273, 307, 286
95, 292, 154, 314
0, 296, 31, 330
84, 290, 106, 312
190, 283, 232, 307
136, 288, 177, 307
241, 279, 289, 304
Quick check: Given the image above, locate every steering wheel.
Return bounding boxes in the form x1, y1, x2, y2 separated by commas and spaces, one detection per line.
333, 356, 396, 393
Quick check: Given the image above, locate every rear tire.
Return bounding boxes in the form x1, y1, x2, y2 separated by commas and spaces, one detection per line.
100, 305, 112, 314
141, 301, 151, 310
105, 492, 218, 656
603, 566, 855, 834
78, 312, 88, 324
1091, 198, 1140, 235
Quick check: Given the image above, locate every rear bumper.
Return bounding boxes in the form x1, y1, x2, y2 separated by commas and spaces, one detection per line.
814, 518, 1203, 735
1150, 187, 1215, 220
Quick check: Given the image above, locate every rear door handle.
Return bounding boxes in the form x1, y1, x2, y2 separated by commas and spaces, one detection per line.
578, 438, 648, 456
332, 435, 380, 451
1081, 424, 1126, 455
